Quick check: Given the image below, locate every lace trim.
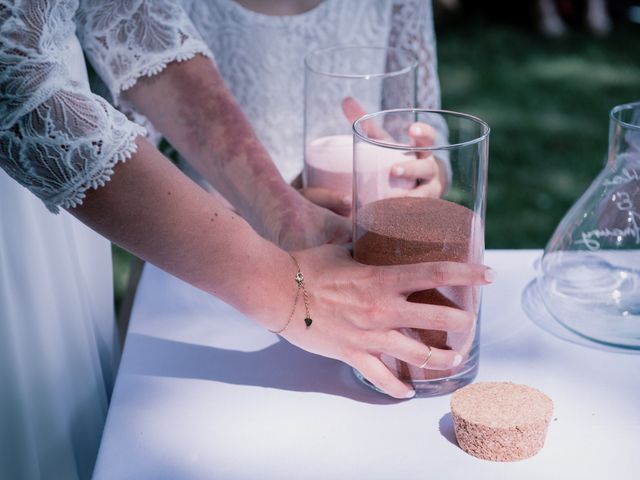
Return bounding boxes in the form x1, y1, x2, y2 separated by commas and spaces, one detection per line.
48, 123, 146, 213
115, 48, 213, 100
77, 0, 216, 106
389, 0, 440, 110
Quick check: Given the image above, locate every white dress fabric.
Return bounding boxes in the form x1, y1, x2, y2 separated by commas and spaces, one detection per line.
78, 0, 443, 185
0, 1, 206, 478
0, 169, 115, 480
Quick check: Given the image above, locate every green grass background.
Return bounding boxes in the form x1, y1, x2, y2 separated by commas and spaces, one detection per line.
437, 12, 640, 247
113, 12, 640, 310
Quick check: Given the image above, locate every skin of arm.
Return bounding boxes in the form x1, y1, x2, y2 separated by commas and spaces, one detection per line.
71, 137, 493, 399
72, 137, 294, 330
123, 55, 349, 250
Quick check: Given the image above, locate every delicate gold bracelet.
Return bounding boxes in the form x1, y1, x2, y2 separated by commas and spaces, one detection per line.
269, 253, 312, 334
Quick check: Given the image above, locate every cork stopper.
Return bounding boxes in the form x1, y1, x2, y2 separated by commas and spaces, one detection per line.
450, 382, 553, 462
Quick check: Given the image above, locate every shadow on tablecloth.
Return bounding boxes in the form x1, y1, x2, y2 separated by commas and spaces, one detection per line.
438, 412, 459, 448
121, 333, 405, 405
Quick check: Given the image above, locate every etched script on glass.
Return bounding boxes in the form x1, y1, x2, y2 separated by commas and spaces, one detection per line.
575, 189, 640, 251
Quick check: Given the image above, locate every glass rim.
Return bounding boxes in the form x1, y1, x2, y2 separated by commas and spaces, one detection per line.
353, 108, 490, 151
610, 101, 640, 131
304, 45, 418, 79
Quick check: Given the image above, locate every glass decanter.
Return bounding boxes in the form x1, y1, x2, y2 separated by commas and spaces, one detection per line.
540, 101, 640, 348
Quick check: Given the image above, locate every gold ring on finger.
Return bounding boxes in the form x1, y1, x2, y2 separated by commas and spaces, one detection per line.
419, 345, 433, 369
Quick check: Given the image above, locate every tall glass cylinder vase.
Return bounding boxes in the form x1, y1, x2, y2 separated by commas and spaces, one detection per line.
352, 109, 490, 397
304, 46, 417, 199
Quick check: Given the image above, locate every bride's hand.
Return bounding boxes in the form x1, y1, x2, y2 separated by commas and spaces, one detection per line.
275, 244, 494, 399
390, 123, 448, 198
342, 97, 448, 199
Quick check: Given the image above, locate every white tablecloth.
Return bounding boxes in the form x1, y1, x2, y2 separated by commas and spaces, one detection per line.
93, 250, 640, 480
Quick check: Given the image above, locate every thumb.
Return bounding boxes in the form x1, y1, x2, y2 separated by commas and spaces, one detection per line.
341, 96, 367, 124
341, 97, 387, 139
409, 122, 436, 147
409, 122, 437, 159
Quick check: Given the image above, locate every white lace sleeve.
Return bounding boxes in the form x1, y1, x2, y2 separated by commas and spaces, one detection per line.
0, 0, 146, 213
76, 0, 213, 107
388, 0, 441, 110
388, 0, 451, 183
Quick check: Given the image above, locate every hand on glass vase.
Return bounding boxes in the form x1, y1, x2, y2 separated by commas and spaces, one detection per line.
342, 97, 449, 199
299, 97, 448, 216
280, 244, 494, 398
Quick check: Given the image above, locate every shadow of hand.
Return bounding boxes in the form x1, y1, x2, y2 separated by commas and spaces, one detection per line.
123, 333, 402, 405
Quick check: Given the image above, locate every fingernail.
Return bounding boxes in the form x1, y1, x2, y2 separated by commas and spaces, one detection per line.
393, 166, 405, 176
484, 268, 496, 283
453, 355, 463, 367
405, 390, 416, 399
342, 195, 352, 206
410, 124, 423, 136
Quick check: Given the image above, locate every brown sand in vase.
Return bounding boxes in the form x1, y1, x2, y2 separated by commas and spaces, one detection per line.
354, 196, 482, 382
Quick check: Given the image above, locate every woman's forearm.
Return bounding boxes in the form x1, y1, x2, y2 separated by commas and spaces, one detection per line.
71, 137, 293, 329
123, 55, 300, 242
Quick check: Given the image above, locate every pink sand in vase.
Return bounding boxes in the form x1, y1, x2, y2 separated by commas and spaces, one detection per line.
354, 196, 484, 383
305, 134, 414, 198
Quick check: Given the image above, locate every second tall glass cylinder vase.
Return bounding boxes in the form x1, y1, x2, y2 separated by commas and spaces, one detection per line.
304, 46, 417, 198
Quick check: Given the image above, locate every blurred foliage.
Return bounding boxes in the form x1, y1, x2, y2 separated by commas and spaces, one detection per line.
435, 7, 640, 248
113, 244, 133, 314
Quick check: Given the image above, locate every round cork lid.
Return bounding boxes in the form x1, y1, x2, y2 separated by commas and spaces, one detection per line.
452, 382, 553, 427
451, 382, 553, 461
